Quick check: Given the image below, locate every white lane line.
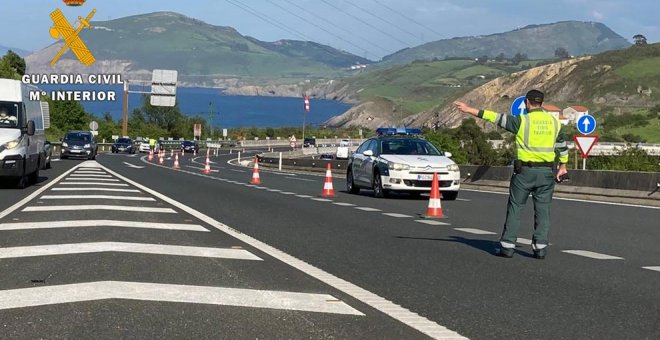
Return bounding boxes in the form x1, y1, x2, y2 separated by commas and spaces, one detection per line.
296, 195, 312, 198
229, 169, 245, 173
285, 177, 316, 182
70, 174, 113, 178
40, 195, 155, 201
463, 189, 660, 210
122, 162, 145, 169
642, 266, 660, 272
0, 281, 361, 315
562, 250, 624, 260
454, 228, 497, 235
100, 163, 465, 339
516, 238, 532, 245
64, 178, 120, 182
59, 182, 129, 187
280, 192, 296, 195
354, 207, 381, 212
267, 189, 282, 192
415, 220, 450, 226
255, 186, 268, 190
51, 188, 140, 193
184, 165, 219, 172
333, 202, 355, 207
311, 198, 333, 202
22, 205, 176, 213
0, 220, 208, 232
382, 213, 413, 218
0, 242, 262, 260
456, 198, 471, 202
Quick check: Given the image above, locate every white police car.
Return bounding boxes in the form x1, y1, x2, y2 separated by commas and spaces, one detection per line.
346, 128, 461, 199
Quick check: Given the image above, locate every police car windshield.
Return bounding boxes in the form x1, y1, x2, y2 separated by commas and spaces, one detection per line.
381, 139, 442, 156
0, 102, 20, 128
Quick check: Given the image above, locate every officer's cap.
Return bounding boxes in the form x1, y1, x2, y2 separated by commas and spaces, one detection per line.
526, 89, 544, 103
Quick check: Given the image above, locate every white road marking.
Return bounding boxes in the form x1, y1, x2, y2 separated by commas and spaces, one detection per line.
562, 250, 624, 260
296, 195, 312, 198
70, 174, 113, 178
463, 189, 660, 210
65, 178, 120, 182
52, 188, 140, 193
456, 198, 471, 202
285, 177, 316, 182
229, 169, 245, 173
280, 192, 296, 195
415, 220, 450, 226
354, 207, 381, 212
311, 198, 333, 202
267, 189, 282, 192
22, 205, 176, 213
100, 163, 465, 339
642, 266, 660, 272
40, 195, 155, 201
0, 220, 208, 232
454, 228, 497, 235
516, 238, 532, 245
333, 202, 355, 207
74, 170, 107, 174
0, 281, 361, 315
382, 213, 413, 218
0, 242, 262, 260
59, 182, 129, 187
184, 165, 219, 172
122, 162, 145, 169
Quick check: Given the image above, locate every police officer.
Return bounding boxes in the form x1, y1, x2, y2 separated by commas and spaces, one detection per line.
454, 89, 569, 259
149, 138, 156, 152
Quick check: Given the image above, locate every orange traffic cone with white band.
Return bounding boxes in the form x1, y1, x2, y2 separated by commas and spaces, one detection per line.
148, 149, 154, 161
203, 149, 211, 174
424, 172, 445, 218
173, 153, 180, 170
321, 163, 336, 197
159, 150, 164, 165
250, 157, 261, 184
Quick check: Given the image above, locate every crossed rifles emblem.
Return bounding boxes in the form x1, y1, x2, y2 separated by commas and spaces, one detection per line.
49, 8, 96, 67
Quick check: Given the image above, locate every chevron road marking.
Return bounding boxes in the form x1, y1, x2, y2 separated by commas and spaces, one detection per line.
51, 188, 140, 193
0, 220, 208, 232
562, 250, 624, 260
40, 195, 155, 201
22, 205, 176, 213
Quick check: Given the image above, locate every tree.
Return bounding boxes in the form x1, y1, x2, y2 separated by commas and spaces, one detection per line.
554, 47, 570, 59
47, 98, 91, 132
0, 50, 26, 79
512, 52, 528, 64
476, 55, 488, 64
452, 118, 498, 165
495, 53, 506, 62
633, 34, 648, 46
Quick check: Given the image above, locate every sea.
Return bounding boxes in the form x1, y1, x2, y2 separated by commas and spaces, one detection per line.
39, 84, 351, 128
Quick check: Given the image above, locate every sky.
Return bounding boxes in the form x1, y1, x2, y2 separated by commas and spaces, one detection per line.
1, 0, 658, 60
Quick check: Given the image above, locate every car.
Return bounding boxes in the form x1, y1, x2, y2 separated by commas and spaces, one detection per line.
60, 131, 98, 160
180, 140, 199, 154
340, 139, 351, 147
111, 137, 136, 154
42, 141, 52, 169
319, 153, 334, 160
303, 137, 316, 148
138, 140, 158, 153
346, 128, 460, 199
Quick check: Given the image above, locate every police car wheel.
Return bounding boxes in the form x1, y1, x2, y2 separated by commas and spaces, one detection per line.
347, 169, 360, 194
372, 173, 388, 198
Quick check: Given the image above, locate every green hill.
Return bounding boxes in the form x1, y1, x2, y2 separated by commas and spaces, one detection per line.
27, 11, 370, 80
382, 21, 630, 65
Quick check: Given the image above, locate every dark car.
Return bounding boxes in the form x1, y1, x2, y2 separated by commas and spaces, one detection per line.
181, 140, 199, 154
112, 138, 136, 154
60, 131, 98, 160
304, 137, 316, 148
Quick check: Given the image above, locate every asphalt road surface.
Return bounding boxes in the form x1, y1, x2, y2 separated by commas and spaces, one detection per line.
0, 149, 658, 339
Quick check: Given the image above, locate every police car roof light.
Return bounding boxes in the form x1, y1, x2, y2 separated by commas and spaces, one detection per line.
376, 128, 422, 136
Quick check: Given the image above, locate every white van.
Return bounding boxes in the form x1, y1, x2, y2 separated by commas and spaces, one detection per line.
0, 78, 50, 188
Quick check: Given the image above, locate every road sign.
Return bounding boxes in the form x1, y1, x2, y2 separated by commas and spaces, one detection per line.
193, 124, 202, 138
574, 135, 599, 159
577, 114, 596, 135
222, 129, 228, 138
510, 96, 527, 116
151, 69, 178, 107
89, 121, 98, 131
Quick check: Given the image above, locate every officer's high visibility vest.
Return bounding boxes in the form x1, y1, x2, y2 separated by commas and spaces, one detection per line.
516, 109, 560, 162
149, 139, 156, 146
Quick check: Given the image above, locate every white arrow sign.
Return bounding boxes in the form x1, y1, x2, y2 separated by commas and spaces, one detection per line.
123, 162, 144, 169
517, 101, 526, 116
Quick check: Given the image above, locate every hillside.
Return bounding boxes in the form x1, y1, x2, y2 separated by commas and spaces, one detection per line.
382, 21, 630, 65
0, 45, 31, 57
25, 12, 370, 82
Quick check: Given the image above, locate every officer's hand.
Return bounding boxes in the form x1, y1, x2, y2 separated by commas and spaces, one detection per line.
453, 101, 478, 115
556, 164, 568, 182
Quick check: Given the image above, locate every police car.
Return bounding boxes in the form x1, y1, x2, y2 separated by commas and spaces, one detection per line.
346, 128, 460, 199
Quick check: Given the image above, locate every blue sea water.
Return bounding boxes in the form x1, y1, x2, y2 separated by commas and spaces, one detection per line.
39, 84, 351, 128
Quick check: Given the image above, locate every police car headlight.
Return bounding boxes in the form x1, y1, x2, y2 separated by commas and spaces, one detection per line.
447, 164, 460, 172
388, 161, 410, 170
62, 142, 68, 147
3, 138, 21, 150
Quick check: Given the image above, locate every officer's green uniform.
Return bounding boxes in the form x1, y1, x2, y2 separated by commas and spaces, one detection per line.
478, 108, 569, 253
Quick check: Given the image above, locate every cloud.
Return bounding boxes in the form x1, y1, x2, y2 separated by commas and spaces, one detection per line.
591, 10, 605, 20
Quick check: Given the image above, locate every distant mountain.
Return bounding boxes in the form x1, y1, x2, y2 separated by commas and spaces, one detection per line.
25, 12, 371, 82
0, 45, 31, 57
382, 21, 631, 65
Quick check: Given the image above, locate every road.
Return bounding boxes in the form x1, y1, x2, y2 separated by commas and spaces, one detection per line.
0, 149, 658, 339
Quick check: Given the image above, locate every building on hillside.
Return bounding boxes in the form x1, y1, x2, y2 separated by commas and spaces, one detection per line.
563, 105, 589, 123
542, 104, 570, 125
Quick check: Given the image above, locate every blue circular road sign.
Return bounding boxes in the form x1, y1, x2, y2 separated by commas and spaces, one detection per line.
510, 96, 527, 116
577, 114, 596, 135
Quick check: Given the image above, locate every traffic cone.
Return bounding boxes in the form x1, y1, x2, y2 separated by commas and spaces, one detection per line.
424, 172, 445, 218
170, 149, 174, 158
250, 157, 261, 184
148, 149, 154, 161
203, 149, 211, 174
321, 163, 336, 197
173, 153, 180, 170
159, 150, 164, 165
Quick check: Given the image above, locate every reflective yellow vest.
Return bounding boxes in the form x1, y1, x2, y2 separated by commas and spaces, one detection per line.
516, 109, 560, 162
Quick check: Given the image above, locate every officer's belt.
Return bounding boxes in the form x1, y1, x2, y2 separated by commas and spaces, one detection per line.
520, 161, 554, 167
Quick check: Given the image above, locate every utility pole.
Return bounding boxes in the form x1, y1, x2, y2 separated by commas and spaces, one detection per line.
208, 101, 215, 139
122, 80, 128, 137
